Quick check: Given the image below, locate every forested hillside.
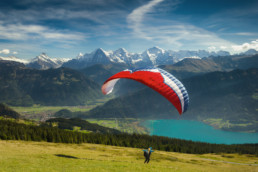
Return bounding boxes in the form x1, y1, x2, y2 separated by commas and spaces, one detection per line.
0, 103, 21, 119
0, 61, 102, 106
162, 54, 258, 79
0, 119, 256, 155
82, 68, 258, 132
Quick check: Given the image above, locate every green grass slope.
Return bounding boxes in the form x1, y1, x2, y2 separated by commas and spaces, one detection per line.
0, 140, 257, 172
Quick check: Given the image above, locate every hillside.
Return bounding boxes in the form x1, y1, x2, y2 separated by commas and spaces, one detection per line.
0, 103, 21, 119
80, 63, 128, 85
162, 54, 258, 79
0, 111, 257, 170
80, 54, 258, 83
0, 140, 257, 172
83, 68, 258, 131
0, 61, 102, 106
0, 104, 122, 136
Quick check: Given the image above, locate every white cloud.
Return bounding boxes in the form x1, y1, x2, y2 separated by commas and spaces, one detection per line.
207, 40, 258, 54
0, 49, 10, 54
220, 46, 227, 50
232, 39, 258, 52
0, 49, 18, 55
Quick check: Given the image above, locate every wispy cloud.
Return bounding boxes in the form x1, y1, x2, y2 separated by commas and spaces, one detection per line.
127, 0, 235, 50
201, 2, 258, 35
0, 23, 85, 42
234, 32, 257, 36
127, 0, 164, 40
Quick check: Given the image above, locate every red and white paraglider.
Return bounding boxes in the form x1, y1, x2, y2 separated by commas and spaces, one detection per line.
102, 67, 189, 115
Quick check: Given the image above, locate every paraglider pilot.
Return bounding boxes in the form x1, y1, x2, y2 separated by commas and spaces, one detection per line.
143, 147, 154, 163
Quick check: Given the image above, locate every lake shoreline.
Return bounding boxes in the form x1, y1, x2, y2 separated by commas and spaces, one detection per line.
141, 119, 258, 144
201, 118, 258, 133
141, 117, 257, 134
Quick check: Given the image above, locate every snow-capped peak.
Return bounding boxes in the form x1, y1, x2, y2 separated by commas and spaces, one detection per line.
1, 47, 237, 70
76, 52, 84, 59
114, 48, 128, 54
31, 53, 53, 63
93, 48, 105, 54
141, 46, 166, 64
27, 53, 70, 70
111, 48, 131, 64
148, 46, 165, 54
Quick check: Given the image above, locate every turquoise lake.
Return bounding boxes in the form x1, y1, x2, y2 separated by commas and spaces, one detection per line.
144, 119, 258, 144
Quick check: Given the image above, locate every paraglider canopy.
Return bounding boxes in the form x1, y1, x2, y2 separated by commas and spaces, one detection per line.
102, 67, 189, 115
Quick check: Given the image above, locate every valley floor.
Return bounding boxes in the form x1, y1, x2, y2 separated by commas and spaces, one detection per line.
0, 140, 257, 172
11, 105, 258, 133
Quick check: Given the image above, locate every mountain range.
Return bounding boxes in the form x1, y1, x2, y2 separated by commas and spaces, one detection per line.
0, 53, 69, 70
1, 53, 257, 107
1, 47, 257, 70
62, 47, 231, 69
0, 49, 257, 132
76, 54, 258, 97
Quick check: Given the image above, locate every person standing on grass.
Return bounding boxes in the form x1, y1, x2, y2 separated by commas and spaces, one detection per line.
143, 147, 154, 163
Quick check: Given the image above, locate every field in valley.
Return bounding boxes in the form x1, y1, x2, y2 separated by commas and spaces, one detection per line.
87, 118, 148, 134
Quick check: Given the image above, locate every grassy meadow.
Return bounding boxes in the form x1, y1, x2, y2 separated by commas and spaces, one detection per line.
0, 140, 257, 172
11, 105, 91, 121
87, 118, 148, 134
10, 97, 112, 121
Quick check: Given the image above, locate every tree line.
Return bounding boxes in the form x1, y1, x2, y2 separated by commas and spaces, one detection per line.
0, 119, 257, 155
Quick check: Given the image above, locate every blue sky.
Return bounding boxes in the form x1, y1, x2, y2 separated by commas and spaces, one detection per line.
0, 0, 257, 59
